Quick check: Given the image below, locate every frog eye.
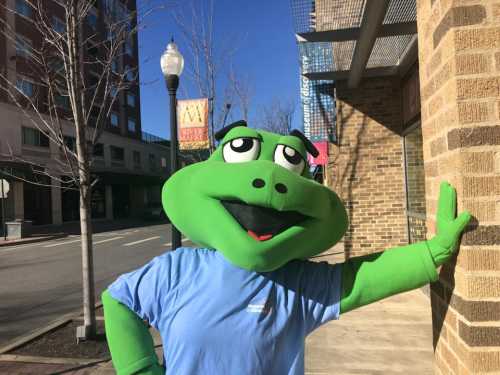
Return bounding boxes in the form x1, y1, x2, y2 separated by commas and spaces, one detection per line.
222, 138, 260, 163
274, 145, 305, 174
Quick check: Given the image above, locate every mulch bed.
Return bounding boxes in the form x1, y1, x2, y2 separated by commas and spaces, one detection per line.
9, 319, 110, 359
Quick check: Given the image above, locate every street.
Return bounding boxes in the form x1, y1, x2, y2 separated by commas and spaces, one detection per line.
0, 223, 186, 346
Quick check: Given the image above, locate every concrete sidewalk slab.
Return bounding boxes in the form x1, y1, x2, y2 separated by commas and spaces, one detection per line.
305, 289, 434, 375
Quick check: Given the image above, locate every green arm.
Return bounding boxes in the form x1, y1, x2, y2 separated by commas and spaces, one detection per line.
102, 290, 164, 375
340, 181, 470, 314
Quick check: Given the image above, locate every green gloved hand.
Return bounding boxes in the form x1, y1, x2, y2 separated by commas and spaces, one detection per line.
427, 181, 471, 267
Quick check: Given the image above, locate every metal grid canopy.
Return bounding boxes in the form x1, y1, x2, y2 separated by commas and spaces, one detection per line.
293, 0, 418, 87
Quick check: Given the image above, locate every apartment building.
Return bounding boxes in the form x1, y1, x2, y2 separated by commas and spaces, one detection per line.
0, 0, 170, 227
292, 0, 500, 373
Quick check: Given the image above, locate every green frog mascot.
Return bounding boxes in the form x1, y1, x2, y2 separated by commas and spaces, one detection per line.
102, 120, 470, 375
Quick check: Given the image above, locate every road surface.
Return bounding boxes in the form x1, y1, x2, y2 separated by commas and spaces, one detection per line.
0, 223, 188, 346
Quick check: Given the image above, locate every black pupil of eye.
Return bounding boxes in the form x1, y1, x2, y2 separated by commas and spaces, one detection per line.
230, 138, 253, 153
283, 147, 302, 165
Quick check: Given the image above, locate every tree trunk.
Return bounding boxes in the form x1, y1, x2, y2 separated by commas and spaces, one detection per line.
79, 174, 96, 339
67, 0, 96, 340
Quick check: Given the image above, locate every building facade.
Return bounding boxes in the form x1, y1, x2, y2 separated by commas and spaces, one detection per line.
0, 0, 170, 227
292, 0, 500, 373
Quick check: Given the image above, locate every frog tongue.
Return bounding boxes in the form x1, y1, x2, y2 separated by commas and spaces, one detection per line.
247, 230, 273, 242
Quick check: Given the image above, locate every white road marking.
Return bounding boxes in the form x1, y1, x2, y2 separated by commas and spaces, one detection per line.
163, 239, 190, 247
43, 239, 82, 248
94, 236, 124, 245
123, 236, 161, 247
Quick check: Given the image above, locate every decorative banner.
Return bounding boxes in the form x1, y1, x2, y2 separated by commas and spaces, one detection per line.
177, 98, 209, 150
307, 141, 328, 166
298, 42, 336, 143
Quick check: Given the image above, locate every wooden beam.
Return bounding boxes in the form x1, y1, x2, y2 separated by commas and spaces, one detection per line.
297, 21, 416, 43
348, 0, 391, 88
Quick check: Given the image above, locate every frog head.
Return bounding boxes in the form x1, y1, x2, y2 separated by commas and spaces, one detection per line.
162, 121, 348, 271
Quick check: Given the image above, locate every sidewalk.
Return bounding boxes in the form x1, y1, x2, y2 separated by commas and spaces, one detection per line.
305, 289, 434, 374
0, 289, 433, 375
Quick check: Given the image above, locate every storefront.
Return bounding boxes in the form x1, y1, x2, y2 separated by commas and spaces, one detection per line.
291, 0, 500, 372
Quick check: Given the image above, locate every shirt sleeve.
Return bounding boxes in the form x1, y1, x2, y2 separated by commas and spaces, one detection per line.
299, 260, 342, 334
107, 252, 174, 329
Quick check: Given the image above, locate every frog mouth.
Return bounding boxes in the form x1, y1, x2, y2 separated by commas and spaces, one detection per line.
221, 200, 308, 241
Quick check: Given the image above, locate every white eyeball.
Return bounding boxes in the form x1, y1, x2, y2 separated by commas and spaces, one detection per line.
222, 138, 260, 163
274, 145, 305, 174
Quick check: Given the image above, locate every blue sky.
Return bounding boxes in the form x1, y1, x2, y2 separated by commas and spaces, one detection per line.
137, 0, 301, 139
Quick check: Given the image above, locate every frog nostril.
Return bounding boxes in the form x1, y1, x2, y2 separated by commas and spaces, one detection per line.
252, 178, 265, 188
275, 183, 287, 194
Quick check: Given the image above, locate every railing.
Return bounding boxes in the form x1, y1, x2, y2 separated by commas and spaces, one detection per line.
141, 131, 170, 147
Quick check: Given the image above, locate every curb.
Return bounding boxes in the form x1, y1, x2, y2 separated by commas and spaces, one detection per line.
0, 301, 103, 355
0, 234, 68, 247
0, 354, 109, 366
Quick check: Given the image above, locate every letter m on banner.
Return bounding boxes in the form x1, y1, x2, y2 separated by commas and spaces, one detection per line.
177, 98, 210, 150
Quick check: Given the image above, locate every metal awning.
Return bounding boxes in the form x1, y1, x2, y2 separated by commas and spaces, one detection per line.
292, 0, 418, 88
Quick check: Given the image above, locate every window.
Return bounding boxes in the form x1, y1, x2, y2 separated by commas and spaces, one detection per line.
106, 27, 115, 42
92, 143, 104, 157
133, 150, 141, 168
55, 94, 70, 109
88, 71, 100, 89
110, 146, 124, 161
149, 153, 156, 171
127, 118, 136, 132
126, 92, 135, 107
403, 122, 426, 244
125, 39, 134, 56
63, 136, 76, 152
110, 85, 118, 98
15, 35, 32, 58
16, 76, 34, 97
125, 66, 135, 81
87, 7, 98, 30
22, 127, 49, 148
16, 0, 32, 18
48, 58, 65, 75
112, 58, 119, 73
161, 157, 167, 168
87, 41, 99, 58
52, 16, 65, 33
110, 112, 119, 127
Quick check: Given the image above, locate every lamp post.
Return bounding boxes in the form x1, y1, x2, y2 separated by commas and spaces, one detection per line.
161, 39, 184, 250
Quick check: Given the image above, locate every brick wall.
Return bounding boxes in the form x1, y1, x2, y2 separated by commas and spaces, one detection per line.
326, 77, 408, 258
417, 0, 500, 373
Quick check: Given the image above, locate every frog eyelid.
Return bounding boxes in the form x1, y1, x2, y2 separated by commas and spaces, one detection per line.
221, 129, 262, 146
273, 144, 306, 164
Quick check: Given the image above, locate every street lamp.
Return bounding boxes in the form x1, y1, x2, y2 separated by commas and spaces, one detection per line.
161, 38, 184, 250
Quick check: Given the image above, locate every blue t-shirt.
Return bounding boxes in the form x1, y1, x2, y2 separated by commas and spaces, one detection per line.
108, 247, 342, 375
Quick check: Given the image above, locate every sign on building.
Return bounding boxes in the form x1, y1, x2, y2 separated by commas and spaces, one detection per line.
299, 42, 336, 143
307, 141, 328, 166
177, 98, 209, 150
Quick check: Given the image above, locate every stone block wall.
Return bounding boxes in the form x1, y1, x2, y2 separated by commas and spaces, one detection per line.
326, 77, 408, 258
417, 0, 500, 372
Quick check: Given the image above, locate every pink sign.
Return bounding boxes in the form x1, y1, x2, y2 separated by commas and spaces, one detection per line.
308, 141, 328, 166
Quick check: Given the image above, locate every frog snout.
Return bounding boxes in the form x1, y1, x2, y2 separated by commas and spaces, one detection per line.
251, 178, 288, 194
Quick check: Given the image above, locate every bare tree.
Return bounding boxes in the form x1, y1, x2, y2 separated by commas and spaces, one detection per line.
228, 62, 252, 122
259, 98, 296, 135
0, 0, 155, 339
172, 0, 239, 151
